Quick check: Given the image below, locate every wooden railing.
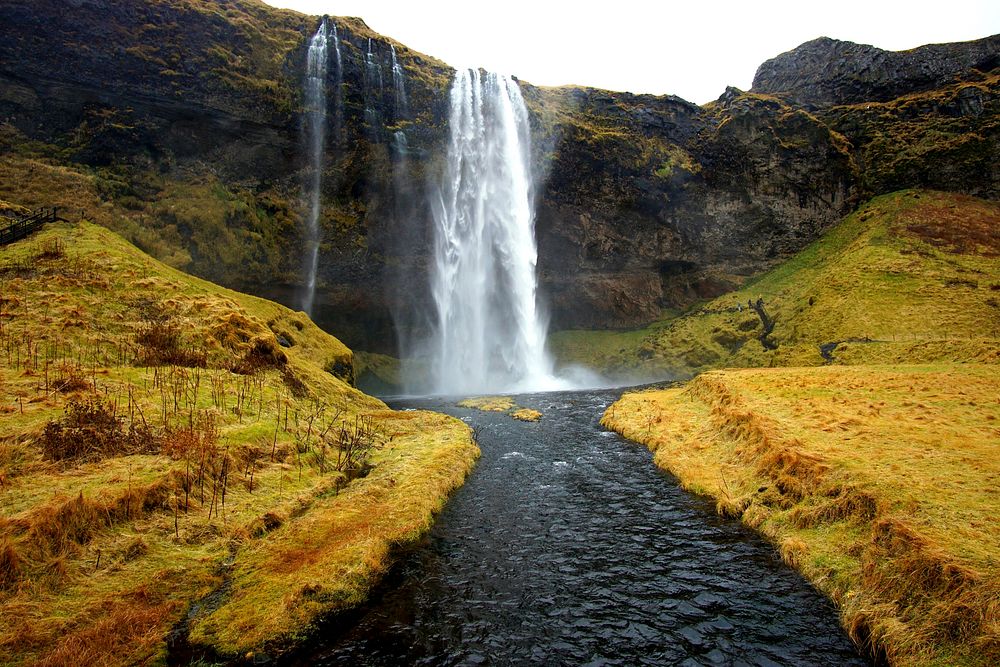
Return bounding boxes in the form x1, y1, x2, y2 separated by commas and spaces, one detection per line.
0, 207, 60, 246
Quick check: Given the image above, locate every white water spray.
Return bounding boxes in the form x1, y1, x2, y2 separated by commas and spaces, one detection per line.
390, 44, 408, 118
366, 38, 384, 95
301, 19, 328, 316
330, 22, 343, 142
363, 37, 384, 134
427, 69, 564, 395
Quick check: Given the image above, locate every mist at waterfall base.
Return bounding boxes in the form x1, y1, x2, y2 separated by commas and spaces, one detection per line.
395, 69, 607, 397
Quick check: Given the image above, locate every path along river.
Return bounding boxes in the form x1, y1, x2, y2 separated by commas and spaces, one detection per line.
294, 387, 867, 666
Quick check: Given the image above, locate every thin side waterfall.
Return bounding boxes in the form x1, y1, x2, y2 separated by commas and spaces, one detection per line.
427, 69, 563, 395
301, 19, 328, 315
330, 22, 343, 143
364, 38, 383, 134
390, 45, 408, 119
366, 38, 384, 97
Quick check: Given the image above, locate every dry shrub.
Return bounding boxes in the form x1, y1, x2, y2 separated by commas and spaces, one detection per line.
161, 414, 234, 518
40, 398, 160, 463
329, 414, 384, 478
134, 319, 207, 368
52, 363, 90, 394
34, 237, 65, 261
231, 336, 287, 375
161, 413, 218, 461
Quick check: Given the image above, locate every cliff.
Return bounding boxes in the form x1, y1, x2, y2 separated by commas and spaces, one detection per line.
752, 35, 1000, 106
0, 0, 997, 353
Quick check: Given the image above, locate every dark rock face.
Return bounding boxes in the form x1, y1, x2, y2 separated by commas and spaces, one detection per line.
532, 86, 857, 329
0, 0, 996, 352
752, 36, 1000, 203
752, 35, 1000, 107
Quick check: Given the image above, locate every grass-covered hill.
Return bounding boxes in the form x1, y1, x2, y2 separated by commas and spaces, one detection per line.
0, 220, 477, 664
552, 189, 1000, 378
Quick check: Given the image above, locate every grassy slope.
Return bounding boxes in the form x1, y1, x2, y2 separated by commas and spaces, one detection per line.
552, 189, 1000, 377
603, 366, 999, 666
598, 189, 1000, 664
0, 221, 478, 664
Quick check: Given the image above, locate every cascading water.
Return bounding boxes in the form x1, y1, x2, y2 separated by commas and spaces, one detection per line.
363, 38, 384, 135
330, 21, 343, 143
300, 19, 328, 316
390, 44, 408, 119
427, 69, 563, 395
366, 38, 384, 93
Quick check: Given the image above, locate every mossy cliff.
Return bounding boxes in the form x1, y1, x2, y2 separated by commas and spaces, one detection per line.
0, 0, 996, 352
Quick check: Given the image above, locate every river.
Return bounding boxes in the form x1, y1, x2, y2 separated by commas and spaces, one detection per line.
293, 387, 867, 666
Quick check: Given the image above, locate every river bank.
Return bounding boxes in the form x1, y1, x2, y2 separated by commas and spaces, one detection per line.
602, 365, 1000, 667
0, 222, 479, 664
293, 388, 865, 665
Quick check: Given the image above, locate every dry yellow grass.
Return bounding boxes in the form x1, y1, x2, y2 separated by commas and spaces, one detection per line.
457, 396, 516, 412
188, 409, 476, 654
603, 365, 1000, 667
0, 221, 478, 663
511, 408, 542, 422
458, 396, 544, 422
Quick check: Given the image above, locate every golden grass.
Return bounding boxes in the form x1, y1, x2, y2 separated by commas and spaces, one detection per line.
0, 222, 478, 663
511, 408, 542, 422
458, 396, 544, 422
457, 396, 516, 412
188, 410, 477, 654
603, 364, 1000, 666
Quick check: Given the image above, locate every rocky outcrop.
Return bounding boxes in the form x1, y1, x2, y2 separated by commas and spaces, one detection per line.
752, 35, 1000, 107
532, 85, 857, 329
0, 0, 996, 352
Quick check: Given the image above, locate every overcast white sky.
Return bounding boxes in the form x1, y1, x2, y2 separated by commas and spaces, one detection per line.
265, 0, 1000, 104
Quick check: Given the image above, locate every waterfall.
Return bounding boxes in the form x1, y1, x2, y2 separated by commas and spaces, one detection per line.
301, 19, 328, 316
426, 69, 562, 395
365, 38, 384, 97
330, 21, 343, 143
364, 38, 384, 135
390, 45, 408, 119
